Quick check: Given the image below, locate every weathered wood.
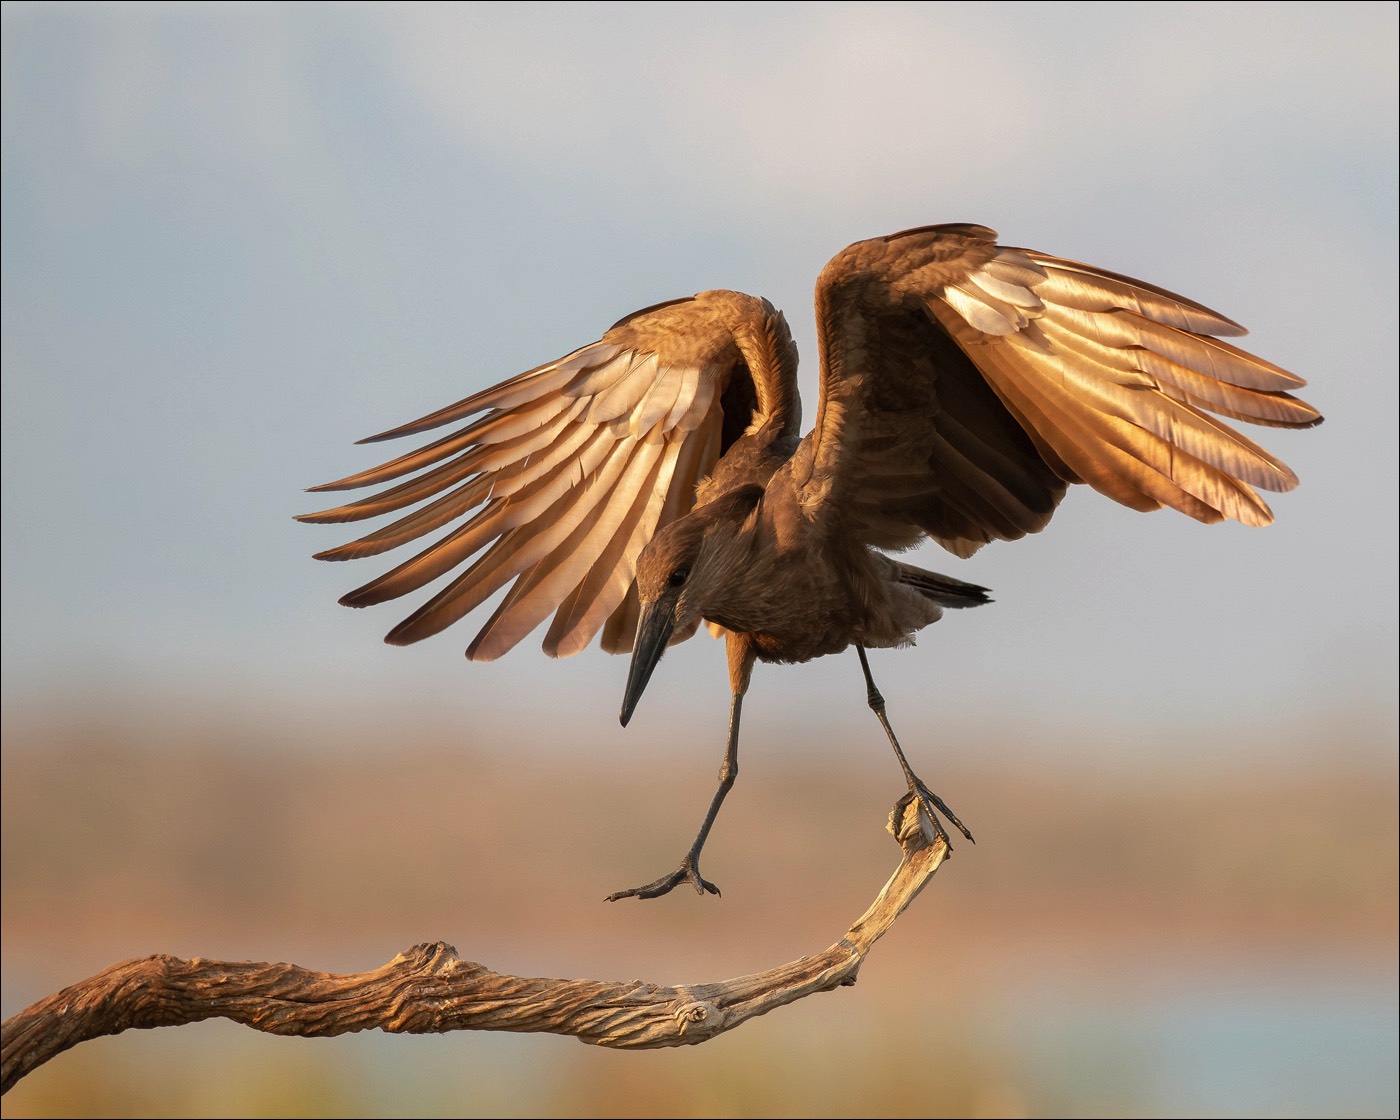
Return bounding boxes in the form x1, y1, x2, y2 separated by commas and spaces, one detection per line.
1, 796, 946, 1093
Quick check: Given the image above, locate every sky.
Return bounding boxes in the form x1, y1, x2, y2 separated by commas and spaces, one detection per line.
2, 1, 1397, 770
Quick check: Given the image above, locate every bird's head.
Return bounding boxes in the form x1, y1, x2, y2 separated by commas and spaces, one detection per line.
619, 486, 763, 726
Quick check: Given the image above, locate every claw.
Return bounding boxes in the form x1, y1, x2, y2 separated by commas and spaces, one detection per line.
914, 780, 975, 845
605, 855, 720, 902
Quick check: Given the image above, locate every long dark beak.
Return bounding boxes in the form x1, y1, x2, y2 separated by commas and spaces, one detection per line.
620, 600, 674, 727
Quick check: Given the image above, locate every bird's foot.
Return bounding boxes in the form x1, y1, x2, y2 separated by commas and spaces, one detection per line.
605, 854, 720, 902
910, 779, 975, 847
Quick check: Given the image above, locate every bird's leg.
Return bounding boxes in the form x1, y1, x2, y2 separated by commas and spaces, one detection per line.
605, 690, 743, 902
856, 645, 974, 846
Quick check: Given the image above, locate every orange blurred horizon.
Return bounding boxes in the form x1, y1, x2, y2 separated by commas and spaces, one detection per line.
3, 698, 1395, 1116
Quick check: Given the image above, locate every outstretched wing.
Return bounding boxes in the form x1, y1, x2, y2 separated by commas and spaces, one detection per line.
798, 223, 1322, 557
300, 291, 798, 659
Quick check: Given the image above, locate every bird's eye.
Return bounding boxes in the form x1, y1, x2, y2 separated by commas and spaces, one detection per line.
668, 567, 689, 588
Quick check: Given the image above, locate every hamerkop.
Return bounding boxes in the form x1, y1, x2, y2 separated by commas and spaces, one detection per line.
302, 223, 1321, 900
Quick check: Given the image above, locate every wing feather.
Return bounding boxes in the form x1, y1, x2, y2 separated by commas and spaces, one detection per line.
1001, 324, 1298, 492
537, 439, 683, 658
315, 415, 604, 564
302, 397, 591, 531
940, 308, 1224, 521
381, 437, 641, 645
359, 342, 623, 443
1032, 315, 1317, 428
803, 224, 1319, 555
440, 438, 672, 655
337, 424, 619, 607
1026, 255, 1250, 338
302, 290, 798, 657
586, 353, 660, 423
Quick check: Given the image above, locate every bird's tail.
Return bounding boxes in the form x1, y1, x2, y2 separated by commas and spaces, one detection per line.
895, 561, 992, 609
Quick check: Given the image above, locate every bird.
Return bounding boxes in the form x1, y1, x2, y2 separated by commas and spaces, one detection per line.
300, 222, 1321, 901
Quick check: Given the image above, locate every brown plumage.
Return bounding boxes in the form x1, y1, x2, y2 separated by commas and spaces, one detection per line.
301, 223, 1321, 900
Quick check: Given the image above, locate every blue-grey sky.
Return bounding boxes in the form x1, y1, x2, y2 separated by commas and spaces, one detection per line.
3, 2, 1396, 767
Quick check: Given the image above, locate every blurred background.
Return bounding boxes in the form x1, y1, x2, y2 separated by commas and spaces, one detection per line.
2, 3, 1396, 1117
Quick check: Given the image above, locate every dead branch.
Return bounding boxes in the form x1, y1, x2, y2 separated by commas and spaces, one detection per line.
2, 795, 947, 1093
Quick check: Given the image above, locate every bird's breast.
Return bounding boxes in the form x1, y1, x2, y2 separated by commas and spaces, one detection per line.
707, 540, 937, 664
